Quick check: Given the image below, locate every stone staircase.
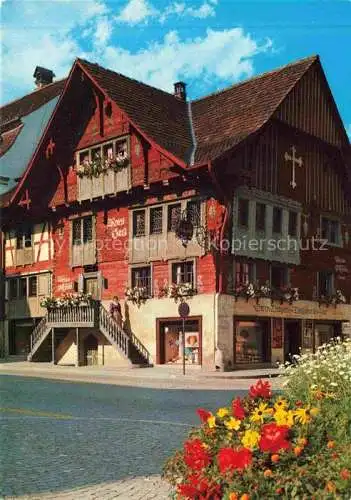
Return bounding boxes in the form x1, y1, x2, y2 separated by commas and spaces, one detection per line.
27, 302, 151, 366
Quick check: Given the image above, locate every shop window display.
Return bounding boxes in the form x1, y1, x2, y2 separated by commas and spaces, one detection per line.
235, 320, 269, 364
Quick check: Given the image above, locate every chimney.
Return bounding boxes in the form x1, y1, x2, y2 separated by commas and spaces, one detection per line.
33, 66, 55, 88
174, 81, 186, 101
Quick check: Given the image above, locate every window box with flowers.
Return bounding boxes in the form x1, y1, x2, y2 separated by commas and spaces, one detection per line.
271, 286, 299, 305
158, 282, 197, 302
125, 286, 149, 307
40, 293, 93, 309
319, 289, 347, 307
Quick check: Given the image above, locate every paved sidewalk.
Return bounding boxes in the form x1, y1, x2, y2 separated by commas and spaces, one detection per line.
0, 361, 282, 390
9, 476, 171, 500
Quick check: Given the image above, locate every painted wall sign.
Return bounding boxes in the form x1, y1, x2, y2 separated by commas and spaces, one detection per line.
107, 217, 127, 239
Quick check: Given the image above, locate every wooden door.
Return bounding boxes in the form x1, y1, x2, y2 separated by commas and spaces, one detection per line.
84, 335, 98, 366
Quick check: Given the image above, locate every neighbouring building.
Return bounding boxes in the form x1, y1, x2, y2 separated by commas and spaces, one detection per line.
1, 56, 351, 369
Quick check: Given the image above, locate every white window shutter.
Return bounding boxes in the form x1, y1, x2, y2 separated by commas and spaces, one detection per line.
78, 274, 84, 293
97, 271, 104, 299
38, 274, 50, 296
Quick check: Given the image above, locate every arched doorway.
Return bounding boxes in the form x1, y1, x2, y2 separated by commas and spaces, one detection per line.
84, 334, 98, 366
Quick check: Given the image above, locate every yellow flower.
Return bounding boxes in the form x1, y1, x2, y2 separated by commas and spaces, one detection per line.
207, 415, 216, 428
250, 402, 272, 424
217, 407, 229, 418
225, 417, 241, 431
294, 407, 319, 425
274, 409, 294, 428
241, 429, 260, 450
274, 397, 288, 411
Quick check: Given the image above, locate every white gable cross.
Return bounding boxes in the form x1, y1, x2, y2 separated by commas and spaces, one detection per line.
284, 146, 303, 189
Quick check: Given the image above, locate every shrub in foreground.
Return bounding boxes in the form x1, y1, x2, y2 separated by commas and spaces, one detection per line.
163, 374, 351, 499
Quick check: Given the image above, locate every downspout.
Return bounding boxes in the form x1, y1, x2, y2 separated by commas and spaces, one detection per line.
187, 101, 197, 166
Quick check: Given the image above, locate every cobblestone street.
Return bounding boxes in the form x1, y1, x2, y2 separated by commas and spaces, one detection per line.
0, 374, 244, 499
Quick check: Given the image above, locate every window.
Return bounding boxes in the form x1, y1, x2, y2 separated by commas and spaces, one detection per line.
238, 199, 249, 227
132, 266, 152, 295
255, 203, 266, 231
19, 277, 27, 298
72, 217, 93, 245
235, 320, 270, 364
235, 261, 256, 286
168, 203, 181, 232
273, 207, 282, 234
187, 200, 201, 227
9, 280, 17, 299
321, 217, 340, 245
172, 261, 194, 286
318, 271, 334, 296
271, 264, 289, 288
150, 207, 163, 235
288, 212, 298, 237
78, 138, 129, 166
28, 276, 37, 297
83, 217, 93, 243
133, 210, 146, 237
72, 219, 82, 245
16, 226, 32, 249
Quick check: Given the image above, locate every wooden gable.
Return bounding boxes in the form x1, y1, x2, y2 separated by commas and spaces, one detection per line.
275, 60, 348, 148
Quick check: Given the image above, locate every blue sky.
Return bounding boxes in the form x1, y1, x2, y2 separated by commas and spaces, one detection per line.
1, 0, 350, 137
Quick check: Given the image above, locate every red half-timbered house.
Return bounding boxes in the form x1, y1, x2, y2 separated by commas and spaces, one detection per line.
1, 55, 350, 369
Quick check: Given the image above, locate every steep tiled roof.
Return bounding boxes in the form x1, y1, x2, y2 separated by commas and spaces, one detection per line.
191, 56, 318, 164
78, 59, 193, 164
0, 79, 66, 126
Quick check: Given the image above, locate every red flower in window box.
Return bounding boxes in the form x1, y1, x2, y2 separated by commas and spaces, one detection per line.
249, 379, 272, 399
184, 439, 211, 471
259, 423, 290, 453
197, 408, 212, 423
232, 397, 245, 420
217, 447, 252, 474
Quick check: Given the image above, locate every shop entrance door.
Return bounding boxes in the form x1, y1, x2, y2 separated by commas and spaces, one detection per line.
284, 320, 301, 362
157, 318, 202, 365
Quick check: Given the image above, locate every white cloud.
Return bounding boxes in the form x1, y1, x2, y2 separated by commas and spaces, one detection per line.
1, 0, 273, 106
117, 0, 218, 25
1, 0, 110, 102
116, 0, 158, 25
101, 28, 272, 93
94, 16, 113, 47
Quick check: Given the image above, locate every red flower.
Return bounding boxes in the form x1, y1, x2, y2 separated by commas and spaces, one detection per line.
177, 474, 221, 499
249, 380, 272, 399
184, 439, 211, 471
217, 447, 252, 474
259, 423, 290, 453
197, 408, 212, 423
232, 397, 245, 420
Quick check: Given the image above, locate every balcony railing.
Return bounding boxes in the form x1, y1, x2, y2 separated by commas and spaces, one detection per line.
47, 305, 97, 327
